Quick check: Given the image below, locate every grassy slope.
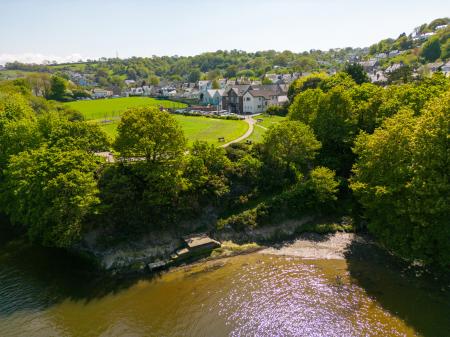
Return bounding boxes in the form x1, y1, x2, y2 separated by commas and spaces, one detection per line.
67, 97, 248, 145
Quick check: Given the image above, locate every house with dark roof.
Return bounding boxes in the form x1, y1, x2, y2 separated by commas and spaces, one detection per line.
358, 59, 378, 73
222, 85, 251, 114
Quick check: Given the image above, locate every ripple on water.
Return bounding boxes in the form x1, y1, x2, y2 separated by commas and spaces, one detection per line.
216, 256, 416, 337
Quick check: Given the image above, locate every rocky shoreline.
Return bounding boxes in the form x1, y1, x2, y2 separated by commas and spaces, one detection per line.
77, 216, 362, 275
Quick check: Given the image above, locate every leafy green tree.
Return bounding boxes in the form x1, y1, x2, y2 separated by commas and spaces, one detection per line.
312, 86, 357, 175
319, 72, 356, 92
261, 121, 321, 188
0, 118, 41, 167
441, 39, 450, 59
149, 76, 160, 86
288, 73, 328, 101
421, 36, 441, 62
0, 147, 101, 247
225, 65, 238, 78
114, 106, 186, 163
0, 91, 34, 125
45, 119, 110, 152
349, 83, 383, 133
212, 79, 220, 89
184, 141, 231, 200
47, 76, 68, 101
387, 64, 413, 84
306, 167, 339, 205
288, 89, 324, 124
188, 69, 201, 83
344, 63, 369, 85
351, 93, 450, 267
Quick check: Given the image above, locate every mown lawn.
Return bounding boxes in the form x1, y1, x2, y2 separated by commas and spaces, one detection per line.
94, 116, 248, 146
68, 97, 248, 145
65, 97, 187, 120
174, 116, 248, 145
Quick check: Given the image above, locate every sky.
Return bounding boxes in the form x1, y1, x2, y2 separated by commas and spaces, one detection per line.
0, 0, 449, 64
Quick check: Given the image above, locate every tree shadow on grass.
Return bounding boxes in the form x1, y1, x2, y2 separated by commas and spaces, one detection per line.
344, 237, 450, 337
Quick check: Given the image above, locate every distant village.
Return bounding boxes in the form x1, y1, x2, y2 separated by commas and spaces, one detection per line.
71, 73, 296, 115
70, 54, 450, 116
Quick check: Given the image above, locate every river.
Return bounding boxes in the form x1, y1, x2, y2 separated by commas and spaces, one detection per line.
0, 236, 449, 337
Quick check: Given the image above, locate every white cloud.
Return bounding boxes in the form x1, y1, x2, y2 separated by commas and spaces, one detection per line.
0, 53, 94, 65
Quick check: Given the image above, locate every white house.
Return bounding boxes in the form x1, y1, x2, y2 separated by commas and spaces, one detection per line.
243, 88, 287, 114
92, 88, 113, 98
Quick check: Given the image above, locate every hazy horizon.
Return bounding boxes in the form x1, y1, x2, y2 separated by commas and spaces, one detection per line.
1, 0, 449, 65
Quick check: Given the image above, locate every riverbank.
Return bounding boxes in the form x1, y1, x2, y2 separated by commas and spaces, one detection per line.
260, 232, 367, 260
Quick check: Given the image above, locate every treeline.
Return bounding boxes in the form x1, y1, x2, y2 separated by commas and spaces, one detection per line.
5, 48, 366, 85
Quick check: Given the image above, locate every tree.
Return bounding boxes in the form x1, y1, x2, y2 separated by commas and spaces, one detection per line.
188, 69, 201, 83
351, 93, 450, 267
225, 65, 238, 78
421, 36, 441, 62
47, 76, 67, 101
0, 147, 101, 247
44, 118, 110, 152
344, 63, 369, 85
114, 106, 186, 163
288, 89, 325, 124
441, 39, 450, 60
211, 79, 220, 89
261, 121, 321, 188
149, 75, 160, 86
288, 73, 328, 101
184, 141, 231, 200
0, 118, 41, 167
0, 91, 34, 125
387, 64, 413, 84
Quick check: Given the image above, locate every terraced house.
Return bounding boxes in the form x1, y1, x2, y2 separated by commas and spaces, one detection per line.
222, 84, 288, 114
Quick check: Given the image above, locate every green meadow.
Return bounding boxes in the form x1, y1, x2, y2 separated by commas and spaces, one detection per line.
66, 97, 248, 145
66, 97, 186, 120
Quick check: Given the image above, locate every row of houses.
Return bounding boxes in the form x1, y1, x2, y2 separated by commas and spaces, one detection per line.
203, 83, 289, 114
359, 58, 450, 84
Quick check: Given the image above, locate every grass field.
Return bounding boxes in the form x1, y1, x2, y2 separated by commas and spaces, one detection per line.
0, 70, 38, 80
66, 97, 187, 120
66, 97, 248, 145
245, 114, 287, 143
94, 116, 248, 145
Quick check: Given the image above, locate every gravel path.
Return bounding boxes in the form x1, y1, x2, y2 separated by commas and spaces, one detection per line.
221, 116, 255, 147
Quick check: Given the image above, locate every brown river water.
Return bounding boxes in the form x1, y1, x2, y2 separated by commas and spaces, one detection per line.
0, 238, 449, 337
